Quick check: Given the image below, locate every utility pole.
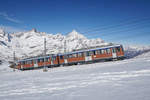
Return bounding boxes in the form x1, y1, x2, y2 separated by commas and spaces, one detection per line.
64, 39, 66, 53
43, 38, 48, 72
64, 39, 67, 63
13, 51, 16, 72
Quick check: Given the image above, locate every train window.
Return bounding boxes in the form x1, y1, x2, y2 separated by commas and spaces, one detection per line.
95, 50, 99, 54
112, 48, 116, 53
78, 52, 84, 57
52, 56, 56, 61
66, 55, 68, 58
21, 61, 25, 65
116, 47, 120, 52
67, 55, 69, 58
42, 58, 44, 62
45, 58, 49, 62
93, 50, 96, 55
101, 49, 105, 54
40, 58, 44, 62
40, 59, 42, 62
89, 51, 93, 56
72, 53, 77, 58
29, 60, 32, 64
38, 59, 40, 63
95, 50, 98, 54
82, 52, 84, 57
68, 54, 73, 58
30, 60, 32, 64
72, 54, 74, 58
60, 55, 63, 59
34, 60, 37, 64
64, 55, 67, 59
85, 51, 90, 56
99, 49, 102, 54
48, 58, 50, 62
51, 57, 54, 61
106, 49, 111, 54
26, 61, 29, 64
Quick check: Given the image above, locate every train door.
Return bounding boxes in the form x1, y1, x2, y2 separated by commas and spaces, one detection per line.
112, 48, 117, 58
51, 57, 54, 65
33, 59, 38, 68
85, 51, 92, 61
64, 54, 68, 64
57, 55, 60, 65
21, 61, 25, 69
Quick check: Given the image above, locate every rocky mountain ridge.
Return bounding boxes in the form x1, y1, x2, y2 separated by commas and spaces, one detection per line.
0, 28, 107, 61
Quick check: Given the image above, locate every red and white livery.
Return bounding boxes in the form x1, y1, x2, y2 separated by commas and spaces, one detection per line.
16, 44, 125, 70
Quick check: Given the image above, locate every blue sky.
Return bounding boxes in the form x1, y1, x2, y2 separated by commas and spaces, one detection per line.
0, 0, 150, 45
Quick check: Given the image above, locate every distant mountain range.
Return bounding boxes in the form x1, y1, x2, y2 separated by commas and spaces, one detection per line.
0, 28, 109, 61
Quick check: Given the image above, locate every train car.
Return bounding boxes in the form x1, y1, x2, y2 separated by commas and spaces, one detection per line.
15, 44, 124, 70
58, 51, 85, 65
16, 54, 59, 70
58, 44, 124, 66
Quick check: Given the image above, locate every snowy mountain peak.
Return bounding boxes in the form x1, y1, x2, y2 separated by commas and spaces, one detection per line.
67, 29, 86, 39
0, 28, 5, 37
70, 29, 78, 34
0, 28, 110, 61
68, 29, 80, 36
28, 28, 37, 33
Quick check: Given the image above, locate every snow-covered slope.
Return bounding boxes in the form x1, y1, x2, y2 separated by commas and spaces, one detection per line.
0, 28, 150, 62
0, 29, 13, 61
1, 29, 150, 100
0, 61, 11, 73
124, 45, 150, 59
0, 49, 150, 100
0, 28, 108, 61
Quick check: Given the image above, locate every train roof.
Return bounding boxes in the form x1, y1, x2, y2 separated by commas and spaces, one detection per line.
17, 44, 122, 62
59, 44, 122, 55
18, 54, 57, 62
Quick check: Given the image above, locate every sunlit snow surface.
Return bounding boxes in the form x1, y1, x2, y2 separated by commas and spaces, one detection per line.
0, 52, 150, 100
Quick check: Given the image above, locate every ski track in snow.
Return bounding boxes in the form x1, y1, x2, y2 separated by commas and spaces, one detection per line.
0, 53, 150, 100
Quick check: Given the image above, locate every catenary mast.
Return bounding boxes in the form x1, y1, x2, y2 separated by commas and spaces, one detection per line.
43, 38, 48, 72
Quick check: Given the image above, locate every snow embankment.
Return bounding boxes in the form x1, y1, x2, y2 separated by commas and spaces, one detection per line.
124, 45, 150, 59
0, 45, 150, 100
1, 45, 150, 73
0, 61, 13, 73
0, 52, 150, 100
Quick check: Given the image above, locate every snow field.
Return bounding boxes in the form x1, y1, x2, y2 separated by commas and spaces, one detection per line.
0, 53, 150, 100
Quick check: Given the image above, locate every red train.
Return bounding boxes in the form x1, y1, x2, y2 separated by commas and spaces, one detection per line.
16, 44, 124, 70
